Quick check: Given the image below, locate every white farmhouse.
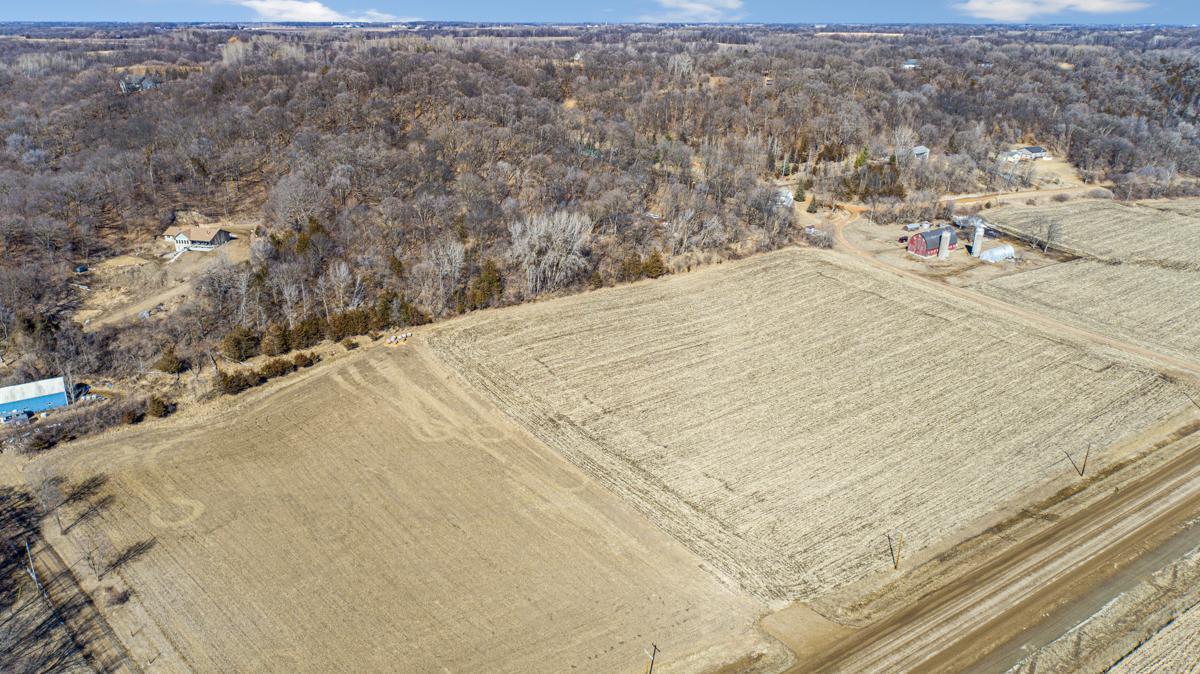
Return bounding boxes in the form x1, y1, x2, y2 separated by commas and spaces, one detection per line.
161, 226, 233, 252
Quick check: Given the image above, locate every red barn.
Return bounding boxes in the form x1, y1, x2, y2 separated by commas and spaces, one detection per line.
907, 226, 958, 257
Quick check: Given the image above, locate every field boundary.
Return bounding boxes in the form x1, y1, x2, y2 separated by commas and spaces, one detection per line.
30, 536, 141, 674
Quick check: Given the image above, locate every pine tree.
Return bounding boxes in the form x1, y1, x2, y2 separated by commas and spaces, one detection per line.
642, 250, 667, 279
854, 147, 869, 169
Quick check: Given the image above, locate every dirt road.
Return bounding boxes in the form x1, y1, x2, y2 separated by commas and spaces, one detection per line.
802, 432, 1200, 672
832, 217, 1200, 386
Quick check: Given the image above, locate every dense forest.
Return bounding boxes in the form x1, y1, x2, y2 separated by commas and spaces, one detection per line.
0, 23, 1198, 384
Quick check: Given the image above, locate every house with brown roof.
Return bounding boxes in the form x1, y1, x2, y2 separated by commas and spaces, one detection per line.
162, 225, 232, 252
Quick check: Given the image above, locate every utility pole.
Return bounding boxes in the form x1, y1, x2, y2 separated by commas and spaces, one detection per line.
646, 643, 660, 674
887, 530, 904, 570
1064, 445, 1091, 477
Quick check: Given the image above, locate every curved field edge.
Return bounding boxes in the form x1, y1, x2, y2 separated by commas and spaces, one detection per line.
25, 346, 790, 673
427, 246, 1193, 603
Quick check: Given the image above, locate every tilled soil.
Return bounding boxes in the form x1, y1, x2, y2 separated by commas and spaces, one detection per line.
428, 248, 1192, 603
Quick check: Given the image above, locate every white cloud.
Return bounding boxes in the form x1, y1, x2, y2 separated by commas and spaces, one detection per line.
237, 0, 407, 22
639, 0, 744, 22
956, 0, 1150, 22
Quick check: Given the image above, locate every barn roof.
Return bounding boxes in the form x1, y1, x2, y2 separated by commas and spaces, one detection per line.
914, 226, 958, 248
0, 377, 66, 405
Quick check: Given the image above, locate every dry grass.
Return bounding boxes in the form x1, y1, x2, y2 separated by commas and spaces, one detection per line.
30, 347, 785, 673
429, 248, 1191, 603
977, 199, 1200, 361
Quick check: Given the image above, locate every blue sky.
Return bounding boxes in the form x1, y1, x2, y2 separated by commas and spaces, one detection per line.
4, 0, 1197, 25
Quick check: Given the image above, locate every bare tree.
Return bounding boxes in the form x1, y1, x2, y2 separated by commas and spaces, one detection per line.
508, 212, 592, 296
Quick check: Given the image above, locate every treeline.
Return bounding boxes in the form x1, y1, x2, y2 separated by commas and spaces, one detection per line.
0, 24, 1196, 385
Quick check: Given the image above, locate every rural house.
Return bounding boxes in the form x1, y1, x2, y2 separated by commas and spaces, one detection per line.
0, 376, 69, 419
911, 145, 930, 161
907, 226, 958, 257
901, 58, 920, 70
1020, 146, 1048, 160
162, 225, 232, 252
1003, 146, 1050, 162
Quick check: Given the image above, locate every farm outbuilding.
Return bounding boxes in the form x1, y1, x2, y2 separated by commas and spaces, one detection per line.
0, 376, 69, 419
907, 227, 958, 257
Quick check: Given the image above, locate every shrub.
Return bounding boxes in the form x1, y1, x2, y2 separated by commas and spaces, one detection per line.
342, 338, 358, 351
588, 269, 604, 289
642, 250, 667, 279
220, 327, 260, 362
147, 396, 170, 418
802, 228, 834, 249
154, 347, 186, 374
806, 199, 818, 213
258, 358, 295, 379
121, 406, 145, 425
618, 254, 643, 282
214, 370, 261, 396
292, 352, 315, 368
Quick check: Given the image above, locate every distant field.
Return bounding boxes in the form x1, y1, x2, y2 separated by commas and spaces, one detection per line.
32, 348, 783, 673
430, 248, 1191, 602
978, 199, 1200, 360
979, 199, 1200, 266
979, 261, 1200, 361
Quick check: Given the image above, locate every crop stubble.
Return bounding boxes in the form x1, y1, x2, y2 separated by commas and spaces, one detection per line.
429, 248, 1191, 602
978, 199, 1200, 360
33, 347, 782, 672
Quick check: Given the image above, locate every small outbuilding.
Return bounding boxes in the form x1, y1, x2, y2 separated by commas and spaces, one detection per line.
980, 243, 1016, 263
0, 376, 69, 419
907, 226, 958, 257
911, 145, 930, 161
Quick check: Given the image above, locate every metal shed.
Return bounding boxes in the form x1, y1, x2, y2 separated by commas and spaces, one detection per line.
0, 377, 69, 418
979, 244, 1016, 263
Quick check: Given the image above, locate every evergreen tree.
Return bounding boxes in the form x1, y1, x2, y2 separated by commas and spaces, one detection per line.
642, 250, 667, 279
854, 147, 869, 169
